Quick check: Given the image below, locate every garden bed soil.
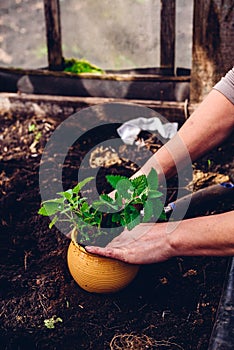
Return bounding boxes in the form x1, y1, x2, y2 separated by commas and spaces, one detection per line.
0, 110, 233, 350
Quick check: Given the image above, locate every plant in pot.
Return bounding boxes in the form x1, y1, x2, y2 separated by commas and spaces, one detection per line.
38, 168, 166, 293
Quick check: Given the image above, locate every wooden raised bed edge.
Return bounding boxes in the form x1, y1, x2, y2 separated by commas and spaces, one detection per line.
0, 92, 197, 125
0, 66, 190, 82
0, 66, 190, 102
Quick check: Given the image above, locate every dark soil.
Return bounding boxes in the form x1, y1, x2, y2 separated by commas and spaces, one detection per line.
0, 111, 233, 350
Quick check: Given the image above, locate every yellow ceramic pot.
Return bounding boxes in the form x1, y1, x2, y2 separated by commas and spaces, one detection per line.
67, 240, 139, 293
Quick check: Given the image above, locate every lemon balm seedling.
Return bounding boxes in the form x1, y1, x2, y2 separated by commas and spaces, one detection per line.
44, 316, 63, 329
38, 168, 166, 245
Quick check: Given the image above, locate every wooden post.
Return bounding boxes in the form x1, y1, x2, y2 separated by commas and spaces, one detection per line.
44, 0, 63, 71
191, 0, 234, 102
160, 0, 176, 73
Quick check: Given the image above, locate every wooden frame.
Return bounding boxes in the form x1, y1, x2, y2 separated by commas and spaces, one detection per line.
1, 1, 233, 105
43, 0, 63, 70
43, 0, 177, 74
160, 0, 176, 72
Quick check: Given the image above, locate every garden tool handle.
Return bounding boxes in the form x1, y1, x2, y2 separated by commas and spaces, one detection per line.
164, 182, 234, 215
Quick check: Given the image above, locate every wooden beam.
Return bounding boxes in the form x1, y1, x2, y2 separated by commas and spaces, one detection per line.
0, 93, 197, 125
0, 66, 190, 101
160, 0, 176, 72
43, 0, 63, 71
191, 0, 234, 102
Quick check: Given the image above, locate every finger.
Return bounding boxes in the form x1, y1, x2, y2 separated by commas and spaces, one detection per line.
85, 246, 114, 257
85, 246, 126, 261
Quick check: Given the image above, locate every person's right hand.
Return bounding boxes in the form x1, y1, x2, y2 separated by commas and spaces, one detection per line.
86, 211, 234, 264
85, 222, 174, 265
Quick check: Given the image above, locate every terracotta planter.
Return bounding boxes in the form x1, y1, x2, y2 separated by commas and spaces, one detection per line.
67, 240, 139, 293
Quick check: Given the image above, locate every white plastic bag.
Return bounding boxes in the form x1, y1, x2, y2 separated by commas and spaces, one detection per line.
117, 117, 178, 145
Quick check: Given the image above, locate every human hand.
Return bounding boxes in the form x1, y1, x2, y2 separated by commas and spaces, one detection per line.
85, 222, 174, 265
86, 212, 234, 264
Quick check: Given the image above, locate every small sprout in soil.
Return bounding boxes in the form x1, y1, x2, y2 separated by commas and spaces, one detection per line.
35, 131, 42, 142
207, 159, 212, 170
44, 316, 63, 329
28, 123, 41, 139
28, 123, 36, 132
38, 168, 166, 245
28, 122, 42, 153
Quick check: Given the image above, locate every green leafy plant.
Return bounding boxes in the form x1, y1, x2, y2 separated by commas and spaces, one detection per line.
44, 316, 63, 329
28, 122, 42, 153
38, 169, 166, 245
64, 58, 104, 74
28, 123, 42, 141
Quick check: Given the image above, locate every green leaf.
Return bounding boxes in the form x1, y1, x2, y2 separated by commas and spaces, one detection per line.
124, 205, 141, 230
131, 197, 143, 205
115, 192, 123, 206
93, 195, 119, 211
38, 200, 64, 216
152, 199, 165, 220
28, 123, 36, 132
38, 206, 48, 216
148, 190, 163, 199
44, 316, 63, 329
131, 175, 147, 194
116, 178, 134, 200
126, 214, 141, 231
72, 177, 94, 194
45, 197, 64, 204
92, 201, 105, 211
35, 131, 42, 142
99, 194, 114, 204
105, 174, 126, 190
57, 189, 73, 201
81, 202, 89, 212
112, 212, 121, 223
143, 200, 153, 222
147, 168, 158, 191
120, 217, 126, 227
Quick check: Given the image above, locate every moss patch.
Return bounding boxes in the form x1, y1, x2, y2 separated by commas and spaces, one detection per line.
64, 58, 104, 74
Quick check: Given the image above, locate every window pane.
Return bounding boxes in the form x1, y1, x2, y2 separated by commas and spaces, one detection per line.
0, 0, 193, 71
60, 0, 161, 70
0, 0, 47, 69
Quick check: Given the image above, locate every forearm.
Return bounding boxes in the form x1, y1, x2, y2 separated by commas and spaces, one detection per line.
176, 89, 234, 163
133, 89, 234, 180
169, 211, 234, 257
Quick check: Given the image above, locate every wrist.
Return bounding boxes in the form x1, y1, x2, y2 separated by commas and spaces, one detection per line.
166, 219, 200, 257
166, 212, 234, 258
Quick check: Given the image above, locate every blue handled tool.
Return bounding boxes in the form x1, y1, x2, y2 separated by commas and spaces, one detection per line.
164, 182, 234, 216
